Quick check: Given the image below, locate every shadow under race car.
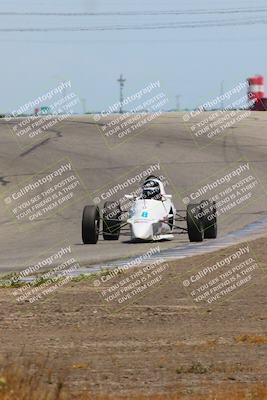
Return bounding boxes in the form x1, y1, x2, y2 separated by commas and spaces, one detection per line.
82, 175, 217, 244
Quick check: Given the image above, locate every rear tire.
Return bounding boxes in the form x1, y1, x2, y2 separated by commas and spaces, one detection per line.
200, 200, 217, 239
103, 201, 121, 241
186, 203, 204, 242
82, 205, 100, 244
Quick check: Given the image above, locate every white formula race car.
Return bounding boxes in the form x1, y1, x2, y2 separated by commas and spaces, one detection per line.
82, 175, 217, 244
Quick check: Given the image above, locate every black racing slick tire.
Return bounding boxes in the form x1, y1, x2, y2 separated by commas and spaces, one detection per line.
82, 205, 100, 244
103, 201, 121, 241
186, 203, 204, 242
200, 200, 217, 239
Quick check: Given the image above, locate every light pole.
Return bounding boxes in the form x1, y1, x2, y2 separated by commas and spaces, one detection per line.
117, 74, 126, 114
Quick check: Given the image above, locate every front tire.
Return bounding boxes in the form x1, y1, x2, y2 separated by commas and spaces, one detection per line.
82, 205, 100, 244
186, 203, 204, 242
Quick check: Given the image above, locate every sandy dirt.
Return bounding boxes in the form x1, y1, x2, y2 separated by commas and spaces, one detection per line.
0, 237, 267, 398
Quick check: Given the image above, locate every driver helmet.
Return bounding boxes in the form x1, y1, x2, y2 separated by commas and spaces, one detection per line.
142, 178, 161, 200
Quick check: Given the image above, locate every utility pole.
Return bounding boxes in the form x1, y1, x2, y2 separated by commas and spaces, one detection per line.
117, 74, 126, 113
176, 95, 181, 111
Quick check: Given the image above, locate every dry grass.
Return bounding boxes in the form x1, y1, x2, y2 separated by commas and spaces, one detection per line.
0, 356, 267, 400
0, 356, 65, 400
235, 335, 267, 345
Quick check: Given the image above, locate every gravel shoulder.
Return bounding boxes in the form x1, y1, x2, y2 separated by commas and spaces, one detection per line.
0, 237, 267, 397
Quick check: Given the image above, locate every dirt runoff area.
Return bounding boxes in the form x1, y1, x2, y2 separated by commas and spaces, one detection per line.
0, 237, 267, 399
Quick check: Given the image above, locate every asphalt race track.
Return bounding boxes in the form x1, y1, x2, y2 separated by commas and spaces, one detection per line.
0, 112, 267, 273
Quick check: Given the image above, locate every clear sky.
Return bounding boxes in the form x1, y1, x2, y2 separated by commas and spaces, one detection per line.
1, 0, 267, 113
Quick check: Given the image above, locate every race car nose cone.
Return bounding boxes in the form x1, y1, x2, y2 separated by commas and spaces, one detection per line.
131, 223, 153, 240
